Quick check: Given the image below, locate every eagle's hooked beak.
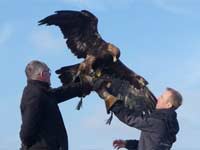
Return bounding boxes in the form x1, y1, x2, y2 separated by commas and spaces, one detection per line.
113, 56, 117, 62
107, 43, 120, 63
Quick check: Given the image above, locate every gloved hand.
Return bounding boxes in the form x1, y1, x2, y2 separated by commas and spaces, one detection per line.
113, 139, 126, 149
80, 75, 93, 97
58, 71, 74, 85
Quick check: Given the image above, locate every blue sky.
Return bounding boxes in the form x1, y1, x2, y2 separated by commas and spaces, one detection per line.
0, 0, 200, 149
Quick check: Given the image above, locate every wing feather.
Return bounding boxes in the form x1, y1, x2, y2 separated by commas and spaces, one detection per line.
40, 10, 156, 117
109, 60, 148, 87
39, 10, 105, 58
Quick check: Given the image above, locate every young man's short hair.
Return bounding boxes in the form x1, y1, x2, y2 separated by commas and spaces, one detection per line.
166, 87, 182, 109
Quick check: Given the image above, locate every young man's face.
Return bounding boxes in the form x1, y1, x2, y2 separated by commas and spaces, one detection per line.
156, 90, 173, 109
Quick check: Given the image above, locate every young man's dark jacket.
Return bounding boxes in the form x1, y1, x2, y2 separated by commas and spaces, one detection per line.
111, 102, 179, 150
20, 80, 91, 150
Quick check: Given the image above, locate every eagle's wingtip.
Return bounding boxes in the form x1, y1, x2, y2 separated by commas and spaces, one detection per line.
54, 10, 62, 14
38, 21, 43, 25
38, 19, 46, 26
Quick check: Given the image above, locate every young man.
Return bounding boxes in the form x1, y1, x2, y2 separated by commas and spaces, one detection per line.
20, 60, 92, 150
104, 88, 182, 150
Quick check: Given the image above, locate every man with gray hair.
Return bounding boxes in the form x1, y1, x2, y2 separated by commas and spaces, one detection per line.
102, 87, 182, 150
20, 60, 92, 150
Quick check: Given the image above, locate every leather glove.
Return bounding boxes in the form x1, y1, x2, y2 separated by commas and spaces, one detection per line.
80, 75, 93, 96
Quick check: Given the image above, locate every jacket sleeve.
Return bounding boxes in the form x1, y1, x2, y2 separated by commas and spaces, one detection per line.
111, 102, 163, 132
50, 82, 85, 103
20, 93, 43, 147
125, 140, 138, 150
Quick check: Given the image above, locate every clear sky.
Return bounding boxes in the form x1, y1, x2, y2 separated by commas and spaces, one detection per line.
0, 0, 200, 149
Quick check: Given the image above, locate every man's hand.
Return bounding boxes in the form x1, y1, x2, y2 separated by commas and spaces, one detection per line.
113, 139, 126, 149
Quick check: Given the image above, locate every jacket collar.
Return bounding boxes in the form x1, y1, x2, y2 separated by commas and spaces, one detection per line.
151, 108, 177, 119
27, 79, 50, 88
155, 108, 175, 113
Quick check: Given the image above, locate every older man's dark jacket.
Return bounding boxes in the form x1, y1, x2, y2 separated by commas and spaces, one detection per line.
111, 102, 179, 150
20, 80, 90, 150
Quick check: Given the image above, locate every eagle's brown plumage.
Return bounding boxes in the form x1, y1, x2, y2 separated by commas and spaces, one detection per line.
39, 10, 157, 120
39, 10, 120, 77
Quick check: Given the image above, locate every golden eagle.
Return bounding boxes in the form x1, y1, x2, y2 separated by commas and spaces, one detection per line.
39, 10, 157, 123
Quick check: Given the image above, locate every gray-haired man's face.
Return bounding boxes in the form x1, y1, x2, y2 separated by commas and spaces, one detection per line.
42, 68, 51, 84
37, 67, 51, 85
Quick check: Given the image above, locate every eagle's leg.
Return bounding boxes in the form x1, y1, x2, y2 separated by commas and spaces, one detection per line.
74, 55, 96, 81
96, 83, 118, 113
73, 62, 86, 81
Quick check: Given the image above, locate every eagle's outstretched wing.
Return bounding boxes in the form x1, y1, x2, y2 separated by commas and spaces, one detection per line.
39, 10, 120, 60
39, 10, 98, 58
56, 60, 157, 118
39, 10, 120, 77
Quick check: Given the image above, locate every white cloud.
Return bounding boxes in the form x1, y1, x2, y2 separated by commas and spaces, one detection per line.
30, 29, 66, 54
0, 23, 13, 45
152, 0, 200, 15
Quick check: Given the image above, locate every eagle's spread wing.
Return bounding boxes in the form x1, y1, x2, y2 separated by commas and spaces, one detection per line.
108, 60, 148, 88
39, 10, 111, 59
39, 10, 121, 79
55, 60, 157, 117
39, 11, 97, 58
93, 59, 157, 116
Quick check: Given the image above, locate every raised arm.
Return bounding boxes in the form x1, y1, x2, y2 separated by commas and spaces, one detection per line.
49, 81, 92, 103
111, 102, 164, 132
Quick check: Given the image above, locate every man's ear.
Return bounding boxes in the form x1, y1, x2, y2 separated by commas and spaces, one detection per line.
167, 101, 173, 108
41, 71, 45, 77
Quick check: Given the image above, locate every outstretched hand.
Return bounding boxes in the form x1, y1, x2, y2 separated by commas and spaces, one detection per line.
113, 139, 126, 149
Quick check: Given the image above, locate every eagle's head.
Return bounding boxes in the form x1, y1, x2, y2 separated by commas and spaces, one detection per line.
107, 43, 121, 62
